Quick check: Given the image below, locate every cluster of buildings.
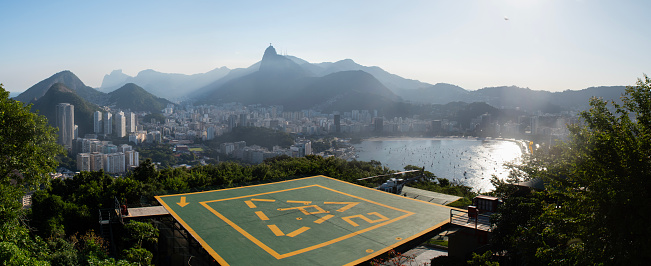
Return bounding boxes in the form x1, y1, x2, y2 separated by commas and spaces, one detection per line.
215, 140, 312, 164
144, 103, 577, 143
54, 103, 141, 174
54, 99, 579, 173
141, 104, 429, 141
74, 138, 139, 174
93, 110, 137, 137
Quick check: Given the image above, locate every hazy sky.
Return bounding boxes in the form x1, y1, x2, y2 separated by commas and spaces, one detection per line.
1, 0, 650, 93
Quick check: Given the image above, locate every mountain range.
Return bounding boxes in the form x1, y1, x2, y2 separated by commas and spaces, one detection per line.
14, 70, 105, 105
100, 67, 231, 99
16, 45, 629, 119
19, 72, 172, 135
29, 83, 100, 137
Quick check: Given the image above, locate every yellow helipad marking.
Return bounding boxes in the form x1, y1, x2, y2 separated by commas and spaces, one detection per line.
324, 202, 359, 212
198, 184, 416, 260
313, 214, 335, 224
268, 225, 284, 236
156, 175, 457, 266
296, 217, 302, 220
177, 197, 189, 207
286, 226, 310, 237
245, 198, 276, 209
245, 201, 257, 208
366, 249, 374, 253
342, 212, 389, 227
255, 211, 269, 221
287, 200, 312, 205
278, 205, 328, 215
396, 237, 403, 240
252, 199, 276, 202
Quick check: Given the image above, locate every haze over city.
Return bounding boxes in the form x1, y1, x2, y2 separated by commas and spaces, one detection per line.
1, 0, 650, 93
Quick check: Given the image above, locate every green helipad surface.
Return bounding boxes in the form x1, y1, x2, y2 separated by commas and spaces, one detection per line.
155, 176, 454, 265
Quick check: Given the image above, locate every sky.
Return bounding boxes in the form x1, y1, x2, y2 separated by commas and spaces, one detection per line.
1, 0, 650, 93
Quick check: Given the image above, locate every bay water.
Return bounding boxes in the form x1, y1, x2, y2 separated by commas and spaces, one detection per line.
353, 138, 524, 192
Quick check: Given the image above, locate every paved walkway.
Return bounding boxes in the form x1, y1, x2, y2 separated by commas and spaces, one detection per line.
401, 245, 448, 266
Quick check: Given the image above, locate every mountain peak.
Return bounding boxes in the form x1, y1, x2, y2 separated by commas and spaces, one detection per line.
263, 44, 278, 58
15, 70, 89, 103
258, 44, 307, 76
108, 83, 171, 112
49, 82, 74, 93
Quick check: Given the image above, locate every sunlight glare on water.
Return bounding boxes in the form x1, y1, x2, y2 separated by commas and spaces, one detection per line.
353, 138, 524, 192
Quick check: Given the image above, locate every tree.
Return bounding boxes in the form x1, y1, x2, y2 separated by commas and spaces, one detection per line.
0, 84, 63, 189
122, 221, 158, 265
491, 76, 651, 264
0, 84, 63, 265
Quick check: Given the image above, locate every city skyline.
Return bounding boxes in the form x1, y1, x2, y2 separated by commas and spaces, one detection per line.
1, 0, 650, 93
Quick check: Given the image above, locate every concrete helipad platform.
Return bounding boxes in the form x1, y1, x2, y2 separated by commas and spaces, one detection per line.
155, 176, 454, 265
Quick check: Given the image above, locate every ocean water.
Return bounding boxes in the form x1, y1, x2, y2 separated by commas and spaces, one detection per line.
353, 138, 523, 192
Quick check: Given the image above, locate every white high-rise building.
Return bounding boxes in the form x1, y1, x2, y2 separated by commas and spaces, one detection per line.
104, 152, 126, 174
125, 150, 139, 168
126, 112, 136, 133
94, 111, 102, 133
56, 103, 74, 149
104, 112, 113, 135
76, 153, 90, 172
90, 152, 105, 172
116, 111, 126, 137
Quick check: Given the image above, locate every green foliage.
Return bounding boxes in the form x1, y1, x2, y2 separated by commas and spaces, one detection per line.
136, 145, 176, 168
142, 113, 166, 125
0, 242, 49, 266
87, 257, 137, 266
1, 84, 64, 189
426, 238, 448, 247
29, 83, 101, 137
123, 221, 158, 248
490, 75, 651, 264
467, 251, 499, 266
108, 83, 171, 113
56, 151, 77, 171
47, 237, 78, 266
446, 197, 472, 208
121, 247, 153, 266
410, 178, 475, 200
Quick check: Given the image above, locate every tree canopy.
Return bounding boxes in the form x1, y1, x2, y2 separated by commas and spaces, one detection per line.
490, 75, 651, 264
1, 84, 63, 189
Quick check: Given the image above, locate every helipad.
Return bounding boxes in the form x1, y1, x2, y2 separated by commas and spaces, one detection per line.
155, 175, 454, 265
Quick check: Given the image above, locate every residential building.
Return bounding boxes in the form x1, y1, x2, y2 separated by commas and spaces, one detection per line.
104, 112, 113, 135
56, 103, 75, 149
126, 112, 136, 133
116, 111, 126, 137
94, 111, 102, 133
